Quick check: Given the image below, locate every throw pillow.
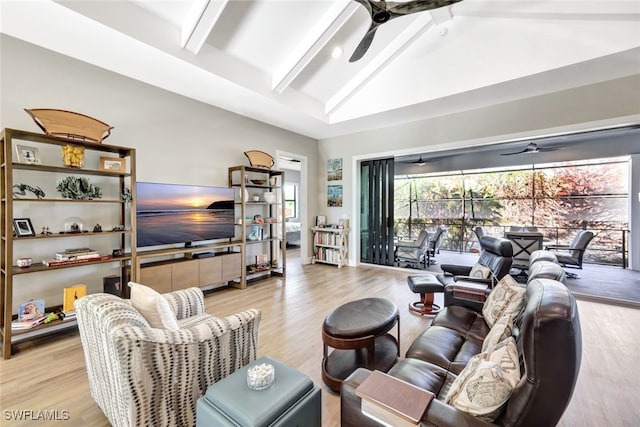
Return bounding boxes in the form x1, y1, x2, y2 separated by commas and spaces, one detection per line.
469, 263, 492, 279
446, 337, 520, 422
481, 314, 514, 353
128, 282, 179, 330
482, 275, 526, 327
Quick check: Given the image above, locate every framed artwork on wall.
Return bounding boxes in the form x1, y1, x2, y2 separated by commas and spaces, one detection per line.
327, 185, 343, 207
327, 158, 343, 181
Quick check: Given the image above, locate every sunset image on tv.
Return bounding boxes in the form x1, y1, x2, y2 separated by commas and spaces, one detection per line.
136, 182, 235, 247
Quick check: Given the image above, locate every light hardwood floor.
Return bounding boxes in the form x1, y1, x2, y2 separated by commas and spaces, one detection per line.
1, 250, 639, 426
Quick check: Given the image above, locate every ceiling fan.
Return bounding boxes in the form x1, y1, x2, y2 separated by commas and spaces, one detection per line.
350, 0, 464, 62
398, 154, 441, 166
500, 142, 565, 156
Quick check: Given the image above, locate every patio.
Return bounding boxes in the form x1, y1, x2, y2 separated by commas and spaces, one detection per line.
407, 250, 640, 308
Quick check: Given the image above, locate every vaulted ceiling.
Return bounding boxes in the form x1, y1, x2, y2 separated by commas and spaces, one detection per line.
1, 0, 639, 139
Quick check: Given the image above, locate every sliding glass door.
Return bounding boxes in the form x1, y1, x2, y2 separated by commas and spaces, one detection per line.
361, 158, 395, 265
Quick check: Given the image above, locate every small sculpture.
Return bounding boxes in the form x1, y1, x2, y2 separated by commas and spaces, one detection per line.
93, 224, 103, 232
13, 184, 45, 199
121, 188, 132, 203
56, 176, 102, 200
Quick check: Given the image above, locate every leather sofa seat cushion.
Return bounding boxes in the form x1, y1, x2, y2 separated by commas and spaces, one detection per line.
387, 358, 457, 401
405, 325, 483, 375
431, 305, 491, 342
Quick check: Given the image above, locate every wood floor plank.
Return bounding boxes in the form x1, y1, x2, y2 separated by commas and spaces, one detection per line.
1, 249, 638, 426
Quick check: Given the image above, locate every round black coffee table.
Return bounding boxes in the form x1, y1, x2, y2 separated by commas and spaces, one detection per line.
321, 297, 400, 392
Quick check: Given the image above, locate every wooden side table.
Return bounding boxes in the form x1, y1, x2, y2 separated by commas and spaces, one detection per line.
321, 298, 400, 392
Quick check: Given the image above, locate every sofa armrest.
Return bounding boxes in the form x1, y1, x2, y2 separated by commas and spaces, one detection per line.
444, 283, 487, 312
440, 264, 473, 276
162, 287, 206, 319
341, 368, 492, 427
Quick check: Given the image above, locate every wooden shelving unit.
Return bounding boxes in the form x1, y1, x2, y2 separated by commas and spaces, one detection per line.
312, 227, 349, 268
228, 166, 286, 284
1, 128, 136, 359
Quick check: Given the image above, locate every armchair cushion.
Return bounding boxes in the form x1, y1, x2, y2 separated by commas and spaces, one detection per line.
129, 281, 179, 330
445, 337, 520, 422
481, 275, 525, 327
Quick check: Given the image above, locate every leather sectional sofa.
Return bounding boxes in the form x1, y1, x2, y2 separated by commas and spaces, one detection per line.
341, 278, 582, 426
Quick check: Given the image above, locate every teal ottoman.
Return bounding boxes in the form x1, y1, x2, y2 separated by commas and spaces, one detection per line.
196, 356, 321, 427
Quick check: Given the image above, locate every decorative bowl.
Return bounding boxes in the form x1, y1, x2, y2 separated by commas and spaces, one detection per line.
244, 150, 274, 169
250, 179, 266, 185
25, 108, 113, 143
263, 192, 276, 204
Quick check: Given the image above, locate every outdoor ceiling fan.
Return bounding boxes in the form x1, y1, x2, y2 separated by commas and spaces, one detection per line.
350, 0, 464, 62
399, 154, 441, 166
500, 142, 565, 156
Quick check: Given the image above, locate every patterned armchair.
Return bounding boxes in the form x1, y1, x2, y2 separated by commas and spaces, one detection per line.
76, 287, 261, 427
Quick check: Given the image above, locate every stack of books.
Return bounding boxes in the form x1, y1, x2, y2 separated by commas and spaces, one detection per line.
43, 248, 111, 267
12, 300, 48, 330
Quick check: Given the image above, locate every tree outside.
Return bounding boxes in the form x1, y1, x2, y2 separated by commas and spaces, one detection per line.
394, 157, 629, 265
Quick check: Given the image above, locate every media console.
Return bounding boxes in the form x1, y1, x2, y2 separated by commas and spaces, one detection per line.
135, 241, 245, 293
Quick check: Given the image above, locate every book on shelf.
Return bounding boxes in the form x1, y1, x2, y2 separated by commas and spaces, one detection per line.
63, 247, 97, 254
11, 315, 47, 330
355, 370, 434, 427
43, 254, 112, 267
63, 284, 87, 313
55, 252, 100, 261
13, 299, 48, 329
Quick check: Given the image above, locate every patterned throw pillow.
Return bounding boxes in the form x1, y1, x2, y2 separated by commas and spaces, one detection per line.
482, 314, 514, 353
129, 282, 179, 330
469, 263, 492, 279
446, 337, 521, 422
482, 275, 526, 327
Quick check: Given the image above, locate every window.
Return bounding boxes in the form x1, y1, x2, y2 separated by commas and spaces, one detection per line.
284, 183, 297, 219
395, 157, 629, 265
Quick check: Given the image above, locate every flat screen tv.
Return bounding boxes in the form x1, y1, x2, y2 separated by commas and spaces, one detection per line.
136, 182, 235, 248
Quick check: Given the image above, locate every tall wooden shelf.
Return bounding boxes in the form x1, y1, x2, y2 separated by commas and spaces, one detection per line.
228, 166, 286, 284
312, 227, 349, 268
1, 128, 136, 359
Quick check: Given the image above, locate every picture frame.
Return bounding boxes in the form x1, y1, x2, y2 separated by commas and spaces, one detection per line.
99, 156, 126, 173
13, 218, 36, 237
316, 215, 326, 227
327, 158, 343, 181
327, 184, 343, 207
16, 145, 41, 165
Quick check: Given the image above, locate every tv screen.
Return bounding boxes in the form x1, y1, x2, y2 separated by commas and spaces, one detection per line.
136, 182, 235, 247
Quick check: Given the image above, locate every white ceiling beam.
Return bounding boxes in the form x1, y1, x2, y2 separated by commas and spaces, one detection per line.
325, 14, 435, 116
272, 0, 359, 94
181, 0, 228, 54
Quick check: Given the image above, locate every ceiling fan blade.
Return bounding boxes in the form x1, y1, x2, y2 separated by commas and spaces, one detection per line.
500, 148, 530, 156
537, 146, 564, 152
387, 0, 464, 16
500, 142, 565, 156
349, 24, 379, 62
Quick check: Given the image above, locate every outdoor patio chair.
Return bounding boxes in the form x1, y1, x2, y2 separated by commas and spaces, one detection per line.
395, 230, 430, 269
546, 230, 595, 279
423, 225, 447, 266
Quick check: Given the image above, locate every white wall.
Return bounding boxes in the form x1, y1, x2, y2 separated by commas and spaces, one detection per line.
0, 35, 319, 310
319, 75, 640, 266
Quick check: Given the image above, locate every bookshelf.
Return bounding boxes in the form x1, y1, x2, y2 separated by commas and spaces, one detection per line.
312, 227, 349, 268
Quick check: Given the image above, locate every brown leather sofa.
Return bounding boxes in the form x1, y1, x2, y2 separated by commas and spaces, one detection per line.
341, 278, 582, 426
